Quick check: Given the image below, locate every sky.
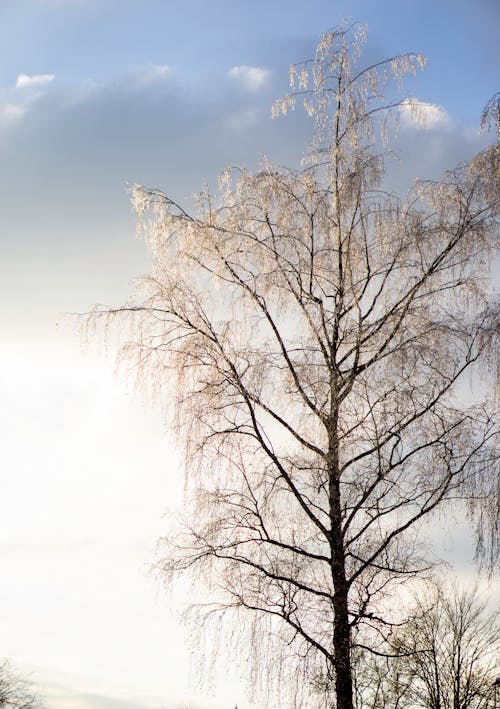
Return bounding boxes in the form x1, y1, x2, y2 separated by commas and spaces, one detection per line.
0, 1, 498, 708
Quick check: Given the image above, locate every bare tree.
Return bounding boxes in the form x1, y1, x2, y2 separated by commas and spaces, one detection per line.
0, 660, 43, 709
88, 22, 499, 709
357, 581, 499, 709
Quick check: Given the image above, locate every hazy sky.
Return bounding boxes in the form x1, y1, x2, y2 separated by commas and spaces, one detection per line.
0, 1, 498, 707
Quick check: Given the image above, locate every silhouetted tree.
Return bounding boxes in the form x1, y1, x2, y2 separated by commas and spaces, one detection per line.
355, 581, 499, 709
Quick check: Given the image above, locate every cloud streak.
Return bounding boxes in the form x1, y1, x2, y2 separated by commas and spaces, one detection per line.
16, 73, 55, 89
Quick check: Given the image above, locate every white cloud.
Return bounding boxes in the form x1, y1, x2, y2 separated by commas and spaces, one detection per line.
0, 101, 27, 135
16, 73, 55, 89
400, 98, 450, 130
0, 74, 55, 132
147, 63, 169, 77
0, 102, 25, 121
132, 63, 171, 85
228, 64, 271, 90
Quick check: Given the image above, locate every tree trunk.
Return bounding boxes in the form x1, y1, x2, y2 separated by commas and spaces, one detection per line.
333, 576, 353, 709
329, 444, 353, 709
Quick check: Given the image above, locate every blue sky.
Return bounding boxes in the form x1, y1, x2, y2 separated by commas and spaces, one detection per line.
0, 1, 498, 708
1, 0, 497, 110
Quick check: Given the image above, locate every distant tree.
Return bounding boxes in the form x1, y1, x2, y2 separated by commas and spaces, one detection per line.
0, 659, 43, 709
88, 22, 499, 709
356, 581, 499, 709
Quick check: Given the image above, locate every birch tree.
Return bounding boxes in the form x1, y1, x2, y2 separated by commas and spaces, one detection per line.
89, 23, 499, 709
